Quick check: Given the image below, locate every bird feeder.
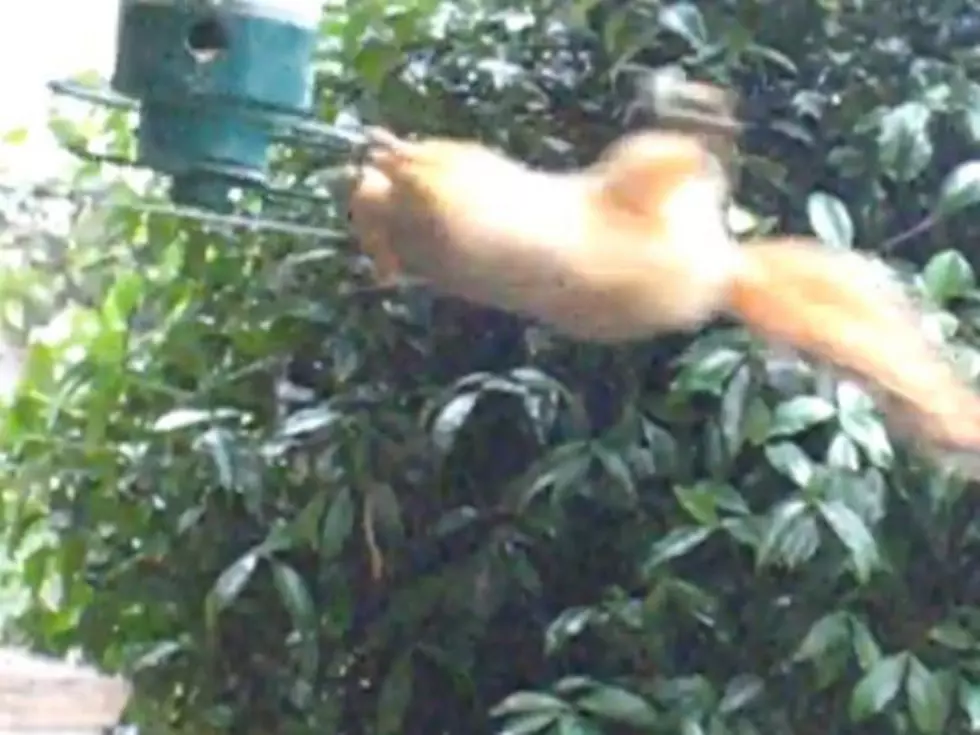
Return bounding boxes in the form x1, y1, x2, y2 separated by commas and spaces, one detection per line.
49, 0, 354, 213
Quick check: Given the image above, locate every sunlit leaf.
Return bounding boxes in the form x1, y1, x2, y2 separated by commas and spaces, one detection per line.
877, 102, 933, 182
205, 550, 262, 628
818, 500, 880, 583
807, 192, 854, 249
575, 684, 659, 727
935, 160, 980, 217
850, 653, 907, 721
718, 674, 764, 714
658, 3, 708, 48
644, 526, 714, 573
768, 395, 836, 438
764, 442, 815, 487
906, 656, 951, 735
492, 691, 569, 717
794, 611, 850, 662
921, 249, 976, 305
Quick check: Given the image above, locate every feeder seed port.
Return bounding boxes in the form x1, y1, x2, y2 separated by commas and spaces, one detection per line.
186, 12, 230, 64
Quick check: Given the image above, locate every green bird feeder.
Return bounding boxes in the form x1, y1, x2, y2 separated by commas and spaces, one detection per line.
49, 0, 354, 214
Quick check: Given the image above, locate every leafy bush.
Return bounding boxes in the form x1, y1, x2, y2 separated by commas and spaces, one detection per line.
6, 1, 980, 734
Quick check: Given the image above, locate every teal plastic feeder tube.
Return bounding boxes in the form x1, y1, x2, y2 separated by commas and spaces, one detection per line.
116, 0, 321, 210
51, 0, 328, 212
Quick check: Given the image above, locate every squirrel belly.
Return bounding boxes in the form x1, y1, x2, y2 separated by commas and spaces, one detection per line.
726, 238, 980, 457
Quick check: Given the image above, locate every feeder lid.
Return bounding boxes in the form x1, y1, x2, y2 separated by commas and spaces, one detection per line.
0, 648, 131, 732
124, 0, 324, 27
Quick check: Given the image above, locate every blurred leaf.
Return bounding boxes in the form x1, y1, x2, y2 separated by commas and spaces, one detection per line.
493, 692, 569, 717
321, 486, 355, 560
546, 608, 597, 654
575, 684, 659, 727
674, 348, 743, 396
377, 651, 415, 735
658, 3, 708, 49
818, 500, 880, 583
877, 102, 933, 182
271, 562, 316, 641
850, 617, 883, 670
644, 526, 715, 573
499, 713, 560, 735
764, 442, 814, 487
758, 499, 820, 568
152, 407, 239, 433
718, 674, 764, 714
922, 249, 976, 305
958, 681, 980, 731
906, 657, 951, 735
850, 653, 907, 721
280, 404, 341, 437
838, 408, 893, 468
807, 192, 855, 249
205, 550, 261, 629
936, 160, 980, 217
768, 396, 836, 438
928, 621, 975, 651
794, 611, 850, 662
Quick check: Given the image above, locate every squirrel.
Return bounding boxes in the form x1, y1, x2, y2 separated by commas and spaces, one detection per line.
346, 97, 980, 469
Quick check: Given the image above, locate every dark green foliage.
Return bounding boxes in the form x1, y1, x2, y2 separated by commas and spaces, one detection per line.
5, 1, 980, 734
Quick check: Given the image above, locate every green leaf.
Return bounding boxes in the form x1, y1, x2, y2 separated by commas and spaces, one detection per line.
850, 653, 907, 721
545, 608, 597, 654
906, 657, 950, 735
764, 442, 814, 487
271, 562, 316, 639
794, 611, 851, 662
499, 713, 560, 735
826, 432, 861, 470
807, 192, 855, 249
877, 102, 933, 182
921, 249, 976, 305
758, 499, 820, 568
936, 160, 980, 217
768, 396, 836, 438
928, 621, 975, 651
818, 500, 880, 583
492, 692, 569, 717
280, 404, 341, 437
958, 680, 980, 731
838, 409, 893, 468
674, 484, 720, 525
644, 526, 714, 573
850, 617, 883, 670
720, 363, 751, 456
658, 3, 708, 49
320, 487, 355, 560
674, 348, 742, 396
575, 684, 659, 727
718, 674, 764, 714
556, 714, 602, 735
205, 550, 261, 629
377, 652, 414, 735
152, 407, 239, 433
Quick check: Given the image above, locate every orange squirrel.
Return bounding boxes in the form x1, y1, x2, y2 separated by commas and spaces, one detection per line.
347, 121, 980, 465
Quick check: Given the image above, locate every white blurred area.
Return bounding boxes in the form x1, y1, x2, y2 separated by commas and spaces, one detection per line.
0, 1, 118, 181
0, 1, 119, 399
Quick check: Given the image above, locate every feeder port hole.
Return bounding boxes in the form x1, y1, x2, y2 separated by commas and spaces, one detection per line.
186, 13, 230, 63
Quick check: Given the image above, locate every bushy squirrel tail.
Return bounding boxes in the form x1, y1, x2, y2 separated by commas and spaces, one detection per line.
727, 237, 980, 464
